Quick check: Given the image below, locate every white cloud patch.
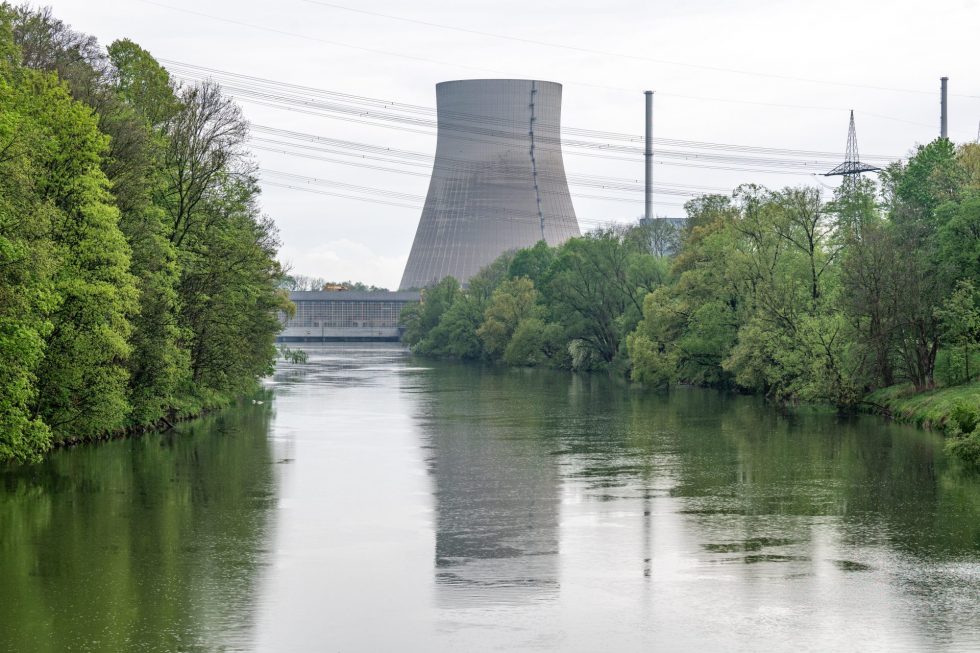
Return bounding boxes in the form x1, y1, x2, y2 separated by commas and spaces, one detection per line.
279, 239, 408, 290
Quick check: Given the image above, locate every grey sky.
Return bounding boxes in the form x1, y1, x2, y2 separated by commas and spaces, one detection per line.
46, 0, 980, 288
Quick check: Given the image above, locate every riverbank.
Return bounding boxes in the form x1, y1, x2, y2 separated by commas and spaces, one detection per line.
46, 386, 264, 453
864, 381, 980, 464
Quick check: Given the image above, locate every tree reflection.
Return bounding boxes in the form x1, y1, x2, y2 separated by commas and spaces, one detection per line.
0, 402, 278, 651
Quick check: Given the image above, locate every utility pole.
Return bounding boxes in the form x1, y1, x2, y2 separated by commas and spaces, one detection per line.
644, 90, 653, 221
941, 76, 949, 139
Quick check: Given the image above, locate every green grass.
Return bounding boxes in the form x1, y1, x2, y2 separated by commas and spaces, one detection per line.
865, 381, 980, 431
865, 381, 980, 467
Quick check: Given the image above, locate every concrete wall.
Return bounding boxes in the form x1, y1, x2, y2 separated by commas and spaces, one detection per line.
277, 326, 403, 342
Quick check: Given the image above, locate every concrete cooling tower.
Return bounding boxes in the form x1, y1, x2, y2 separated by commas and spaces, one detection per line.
399, 79, 580, 290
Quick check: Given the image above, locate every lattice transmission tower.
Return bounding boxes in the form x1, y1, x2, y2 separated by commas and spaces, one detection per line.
824, 110, 880, 188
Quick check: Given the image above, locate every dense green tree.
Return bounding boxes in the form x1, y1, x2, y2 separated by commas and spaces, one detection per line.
937, 191, 980, 286
545, 227, 667, 367
477, 277, 540, 357
104, 40, 189, 425
630, 186, 863, 405
176, 172, 288, 404
627, 197, 742, 388
401, 276, 462, 352
507, 240, 553, 286
427, 297, 486, 359
881, 140, 968, 388
935, 280, 979, 384
503, 317, 567, 367
2, 54, 138, 441
832, 178, 898, 388
0, 5, 289, 459
0, 11, 57, 459
107, 38, 180, 126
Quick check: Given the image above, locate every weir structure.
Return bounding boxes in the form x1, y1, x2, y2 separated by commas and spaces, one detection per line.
399, 79, 580, 290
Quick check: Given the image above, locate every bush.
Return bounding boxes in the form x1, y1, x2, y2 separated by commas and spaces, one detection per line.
946, 427, 980, 467
948, 401, 980, 435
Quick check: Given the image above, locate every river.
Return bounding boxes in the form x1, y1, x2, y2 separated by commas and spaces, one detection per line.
2, 344, 980, 652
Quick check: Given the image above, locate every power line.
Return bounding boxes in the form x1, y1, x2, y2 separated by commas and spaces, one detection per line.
137, 0, 979, 118
249, 124, 847, 181
162, 65, 898, 171
259, 171, 684, 218
296, 0, 980, 100
259, 168, 695, 206
164, 61, 936, 127
163, 59, 928, 147
134, 0, 633, 94
253, 137, 748, 196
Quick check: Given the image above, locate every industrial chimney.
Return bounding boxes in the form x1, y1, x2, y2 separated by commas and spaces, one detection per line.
399, 79, 580, 290
941, 76, 949, 139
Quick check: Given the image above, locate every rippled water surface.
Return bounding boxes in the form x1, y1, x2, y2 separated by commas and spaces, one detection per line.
3, 344, 980, 651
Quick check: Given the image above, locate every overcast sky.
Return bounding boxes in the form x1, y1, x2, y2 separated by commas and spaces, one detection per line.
45, 0, 980, 288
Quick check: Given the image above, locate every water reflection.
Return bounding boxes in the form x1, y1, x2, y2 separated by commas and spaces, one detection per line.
417, 364, 562, 604
0, 404, 278, 652
411, 359, 980, 650
3, 346, 980, 651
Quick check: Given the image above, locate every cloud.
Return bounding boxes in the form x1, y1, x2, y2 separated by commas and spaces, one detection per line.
279, 239, 408, 289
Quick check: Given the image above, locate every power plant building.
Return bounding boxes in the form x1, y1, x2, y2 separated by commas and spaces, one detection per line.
399, 79, 580, 290
277, 290, 420, 342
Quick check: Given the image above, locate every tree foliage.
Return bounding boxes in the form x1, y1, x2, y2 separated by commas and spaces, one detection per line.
400, 224, 666, 372
0, 5, 288, 460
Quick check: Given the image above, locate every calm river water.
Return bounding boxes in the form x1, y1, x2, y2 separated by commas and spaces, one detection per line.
3, 344, 980, 652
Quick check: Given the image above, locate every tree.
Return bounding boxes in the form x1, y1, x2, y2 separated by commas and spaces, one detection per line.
935, 280, 979, 384
176, 172, 289, 402
937, 191, 980, 286
627, 197, 743, 388
423, 296, 485, 359
0, 5, 289, 459
162, 80, 248, 248
6, 64, 138, 441
107, 38, 180, 126
833, 177, 897, 389
400, 276, 461, 350
545, 228, 666, 366
477, 277, 539, 358
638, 217, 680, 258
0, 10, 57, 459
102, 39, 189, 426
503, 317, 567, 367
508, 240, 553, 286
881, 140, 968, 389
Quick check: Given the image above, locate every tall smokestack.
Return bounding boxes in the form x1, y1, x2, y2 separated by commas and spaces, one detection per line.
644, 90, 653, 221
941, 76, 949, 139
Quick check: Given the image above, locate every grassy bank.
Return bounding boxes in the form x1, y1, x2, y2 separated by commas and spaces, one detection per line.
865, 382, 980, 465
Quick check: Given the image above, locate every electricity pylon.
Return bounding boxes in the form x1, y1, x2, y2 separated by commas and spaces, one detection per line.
824, 110, 881, 188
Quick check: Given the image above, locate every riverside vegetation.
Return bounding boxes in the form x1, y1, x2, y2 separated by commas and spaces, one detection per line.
0, 6, 289, 462
401, 139, 980, 465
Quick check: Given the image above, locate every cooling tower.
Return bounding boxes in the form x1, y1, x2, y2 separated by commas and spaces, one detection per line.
399, 79, 580, 290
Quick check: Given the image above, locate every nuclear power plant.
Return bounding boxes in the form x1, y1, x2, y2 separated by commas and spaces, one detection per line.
399, 79, 581, 290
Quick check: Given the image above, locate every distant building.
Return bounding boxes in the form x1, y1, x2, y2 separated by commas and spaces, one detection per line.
638, 216, 687, 256
277, 290, 420, 342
